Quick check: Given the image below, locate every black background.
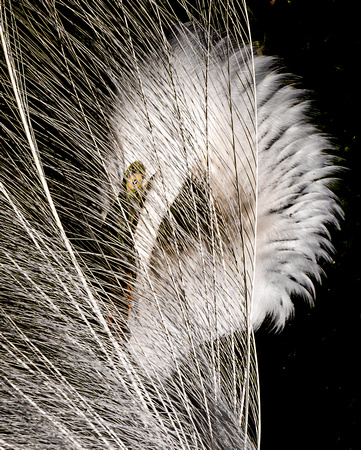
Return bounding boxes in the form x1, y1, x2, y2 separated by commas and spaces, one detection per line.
248, 1, 360, 449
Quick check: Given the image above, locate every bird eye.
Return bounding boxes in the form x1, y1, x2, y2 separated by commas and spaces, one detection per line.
124, 161, 146, 196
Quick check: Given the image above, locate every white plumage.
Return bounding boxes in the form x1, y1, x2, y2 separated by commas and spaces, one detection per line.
0, 1, 340, 448
113, 28, 340, 373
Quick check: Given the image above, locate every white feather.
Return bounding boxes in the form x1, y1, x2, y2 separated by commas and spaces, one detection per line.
0, 1, 340, 448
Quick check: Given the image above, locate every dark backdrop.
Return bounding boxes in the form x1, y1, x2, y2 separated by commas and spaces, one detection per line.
248, 1, 360, 449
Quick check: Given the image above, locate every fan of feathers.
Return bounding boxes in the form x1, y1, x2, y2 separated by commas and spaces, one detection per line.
0, 1, 341, 448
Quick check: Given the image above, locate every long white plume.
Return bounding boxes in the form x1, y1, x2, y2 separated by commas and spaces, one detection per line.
0, 1, 341, 448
